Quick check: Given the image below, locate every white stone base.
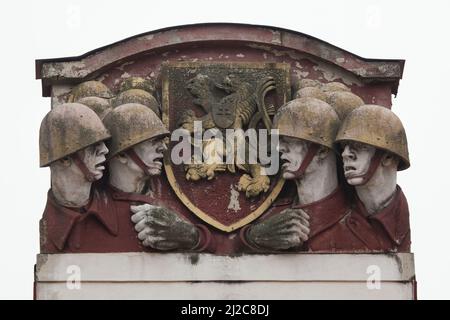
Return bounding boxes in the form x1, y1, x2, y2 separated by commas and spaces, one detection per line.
35, 253, 416, 300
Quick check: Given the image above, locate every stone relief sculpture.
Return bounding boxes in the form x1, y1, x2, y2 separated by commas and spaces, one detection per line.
39, 103, 112, 252
335, 105, 411, 251
112, 77, 161, 116
38, 73, 411, 254
36, 26, 411, 256
102, 103, 212, 251
241, 97, 377, 252
68, 81, 113, 119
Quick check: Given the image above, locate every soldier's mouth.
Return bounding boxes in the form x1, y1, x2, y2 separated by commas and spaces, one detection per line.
95, 159, 106, 171
152, 161, 162, 169
281, 159, 291, 169
149, 157, 163, 169
344, 166, 359, 177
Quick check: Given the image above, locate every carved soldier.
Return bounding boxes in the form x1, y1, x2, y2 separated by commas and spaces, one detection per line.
241, 97, 377, 252
68, 80, 114, 119
39, 103, 113, 253
335, 104, 411, 252
112, 77, 160, 116
103, 103, 213, 251
294, 80, 364, 121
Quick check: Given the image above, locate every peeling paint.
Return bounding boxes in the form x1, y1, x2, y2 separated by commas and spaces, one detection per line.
228, 233, 237, 240
35, 254, 49, 280
247, 43, 302, 60
351, 67, 368, 77
116, 61, 135, 71
137, 34, 154, 41
313, 63, 362, 86
51, 85, 73, 109
42, 61, 88, 79
271, 30, 282, 45
120, 72, 131, 79
377, 64, 401, 77
227, 185, 241, 212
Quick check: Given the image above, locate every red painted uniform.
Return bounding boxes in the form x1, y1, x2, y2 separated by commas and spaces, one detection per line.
40, 185, 213, 253
239, 186, 375, 252
240, 185, 411, 253
40, 188, 140, 253
348, 185, 411, 252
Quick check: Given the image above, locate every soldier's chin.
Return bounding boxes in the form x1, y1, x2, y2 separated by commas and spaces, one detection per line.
146, 167, 162, 176
346, 176, 364, 186
93, 171, 104, 181
282, 170, 297, 180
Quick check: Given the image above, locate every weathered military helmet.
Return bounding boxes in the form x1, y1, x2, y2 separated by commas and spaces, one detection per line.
297, 79, 321, 89
112, 89, 160, 116
39, 103, 111, 167
321, 81, 351, 93
294, 86, 327, 101
69, 81, 113, 102
325, 91, 364, 120
273, 97, 341, 149
103, 103, 169, 158
77, 96, 112, 120
335, 104, 410, 170
119, 77, 155, 95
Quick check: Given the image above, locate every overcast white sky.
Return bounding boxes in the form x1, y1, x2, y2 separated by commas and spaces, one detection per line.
0, 0, 449, 299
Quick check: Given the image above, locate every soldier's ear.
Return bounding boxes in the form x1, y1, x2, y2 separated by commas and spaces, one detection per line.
59, 156, 72, 167
381, 152, 399, 168
317, 146, 330, 160
117, 153, 128, 164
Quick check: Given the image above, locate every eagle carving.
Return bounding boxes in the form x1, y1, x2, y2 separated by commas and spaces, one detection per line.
177, 73, 276, 198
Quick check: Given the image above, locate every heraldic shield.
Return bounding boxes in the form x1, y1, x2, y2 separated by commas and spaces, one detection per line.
162, 62, 291, 232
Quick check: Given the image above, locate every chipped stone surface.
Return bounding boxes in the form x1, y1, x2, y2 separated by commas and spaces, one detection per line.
51, 85, 73, 109
36, 24, 403, 98
227, 185, 241, 212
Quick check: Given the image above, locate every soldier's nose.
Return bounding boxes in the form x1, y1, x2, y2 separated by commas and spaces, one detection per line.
97, 142, 109, 155
342, 145, 354, 160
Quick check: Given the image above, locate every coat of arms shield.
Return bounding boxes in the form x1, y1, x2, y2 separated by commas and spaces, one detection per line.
162, 62, 290, 232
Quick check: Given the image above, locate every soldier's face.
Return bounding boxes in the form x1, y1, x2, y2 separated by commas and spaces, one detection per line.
133, 137, 168, 176
76, 142, 109, 180
341, 141, 376, 185
278, 136, 309, 180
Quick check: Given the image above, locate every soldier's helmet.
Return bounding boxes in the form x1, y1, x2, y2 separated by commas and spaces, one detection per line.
76, 96, 112, 120
68, 81, 113, 102
113, 77, 160, 116
335, 104, 410, 170
325, 91, 365, 121
103, 103, 169, 158
273, 97, 341, 149
320, 81, 351, 93
294, 86, 327, 101
39, 103, 111, 167
119, 77, 155, 95
112, 89, 160, 116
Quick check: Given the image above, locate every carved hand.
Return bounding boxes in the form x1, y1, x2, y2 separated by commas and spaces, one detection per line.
130, 204, 200, 251
238, 174, 270, 198
246, 208, 310, 251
